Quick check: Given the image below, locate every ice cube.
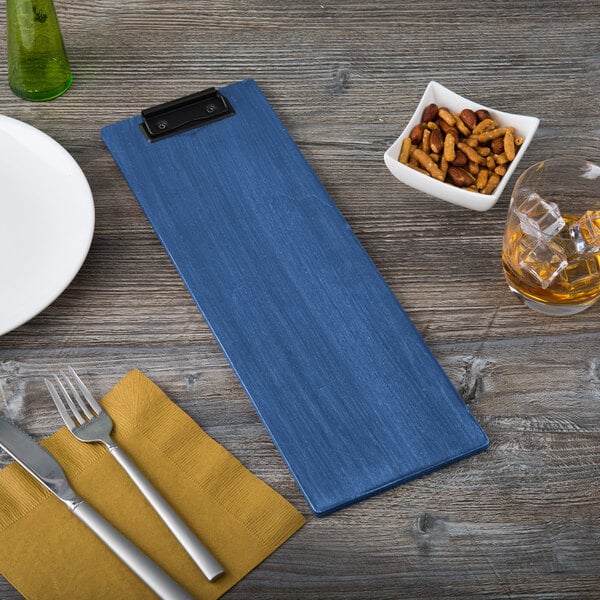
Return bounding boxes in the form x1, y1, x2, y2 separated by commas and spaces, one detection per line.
519, 239, 568, 288
577, 210, 600, 251
556, 255, 600, 291
563, 221, 587, 256
515, 192, 565, 240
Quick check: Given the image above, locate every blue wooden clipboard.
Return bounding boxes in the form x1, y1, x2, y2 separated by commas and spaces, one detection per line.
101, 79, 488, 516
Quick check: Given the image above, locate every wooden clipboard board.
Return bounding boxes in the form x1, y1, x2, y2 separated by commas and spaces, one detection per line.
101, 79, 488, 516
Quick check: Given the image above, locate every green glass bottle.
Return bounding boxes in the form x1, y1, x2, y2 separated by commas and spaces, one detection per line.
6, 0, 72, 101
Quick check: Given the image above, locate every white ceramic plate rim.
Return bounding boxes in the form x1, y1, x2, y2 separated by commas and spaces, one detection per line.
0, 115, 95, 335
384, 81, 540, 211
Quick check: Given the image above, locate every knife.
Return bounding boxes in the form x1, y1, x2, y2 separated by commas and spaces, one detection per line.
0, 417, 194, 600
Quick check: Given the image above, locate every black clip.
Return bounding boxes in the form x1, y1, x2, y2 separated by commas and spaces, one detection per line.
141, 87, 235, 141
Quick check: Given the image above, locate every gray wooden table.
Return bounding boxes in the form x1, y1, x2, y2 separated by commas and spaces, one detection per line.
1, 1, 599, 598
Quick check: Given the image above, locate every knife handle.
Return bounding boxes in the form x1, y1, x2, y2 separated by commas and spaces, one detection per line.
72, 500, 194, 600
110, 445, 224, 581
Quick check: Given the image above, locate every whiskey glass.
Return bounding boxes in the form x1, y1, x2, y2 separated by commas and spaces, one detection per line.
503, 157, 600, 316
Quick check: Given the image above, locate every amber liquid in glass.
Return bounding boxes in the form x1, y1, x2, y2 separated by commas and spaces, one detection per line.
503, 214, 600, 306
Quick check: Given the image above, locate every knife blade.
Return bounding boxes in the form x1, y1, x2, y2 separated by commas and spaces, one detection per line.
0, 417, 78, 502
0, 417, 194, 600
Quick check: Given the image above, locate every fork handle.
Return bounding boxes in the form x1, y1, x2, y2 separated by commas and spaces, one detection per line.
71, 500, 194, 600
110, 445, 225, 581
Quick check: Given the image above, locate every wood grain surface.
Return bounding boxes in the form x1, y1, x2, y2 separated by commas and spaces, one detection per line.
0, 1, 599, 598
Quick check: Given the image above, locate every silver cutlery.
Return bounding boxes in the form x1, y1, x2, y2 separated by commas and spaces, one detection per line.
0, 416, 194, 600
45, 367, 224, 582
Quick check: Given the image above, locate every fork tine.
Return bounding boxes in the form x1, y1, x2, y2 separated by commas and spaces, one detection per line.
68, 366, 103, 414
45, 378, 79, 430
61, 370, 94, 420
52, 374, 86, 427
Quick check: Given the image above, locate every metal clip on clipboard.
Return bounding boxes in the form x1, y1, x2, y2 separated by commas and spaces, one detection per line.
140, 88, 235, 141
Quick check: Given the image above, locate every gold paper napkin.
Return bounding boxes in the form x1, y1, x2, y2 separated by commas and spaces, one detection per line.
0, 370, 306, 599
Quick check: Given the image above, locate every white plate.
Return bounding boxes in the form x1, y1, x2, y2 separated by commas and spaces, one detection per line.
0, 115, 94, 335
384, 81, 540, 211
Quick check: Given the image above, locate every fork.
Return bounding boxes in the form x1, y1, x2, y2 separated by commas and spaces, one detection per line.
45, 367, 224, 582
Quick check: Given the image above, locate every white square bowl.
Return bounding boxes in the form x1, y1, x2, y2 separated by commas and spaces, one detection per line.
384, 81, 540, 211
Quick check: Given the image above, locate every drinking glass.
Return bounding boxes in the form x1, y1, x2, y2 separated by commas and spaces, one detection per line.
6, 0, 72, 101
502, 157, 600, 316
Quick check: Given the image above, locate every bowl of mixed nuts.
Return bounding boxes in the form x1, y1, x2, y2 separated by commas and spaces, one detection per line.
384, 81, 539, 211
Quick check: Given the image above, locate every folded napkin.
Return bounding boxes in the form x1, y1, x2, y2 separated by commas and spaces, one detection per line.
0, 370, 306, 599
